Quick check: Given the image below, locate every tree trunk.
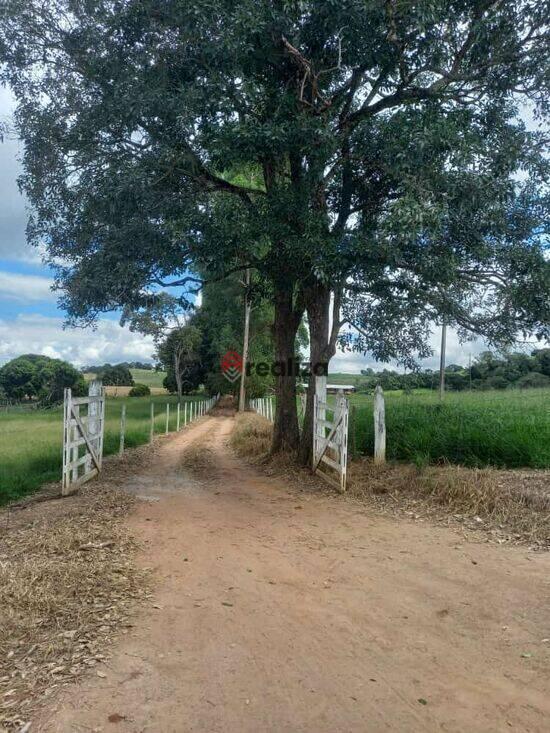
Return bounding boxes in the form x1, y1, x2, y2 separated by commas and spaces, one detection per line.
298, 281, 340, 466
271, 287, 302, 454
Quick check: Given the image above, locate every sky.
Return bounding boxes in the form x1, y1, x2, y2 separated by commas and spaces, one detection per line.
0, 83, 532, 373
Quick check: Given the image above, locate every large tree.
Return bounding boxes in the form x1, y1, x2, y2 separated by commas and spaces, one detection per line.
157, 324, 203, 398
1, 0, 548, 455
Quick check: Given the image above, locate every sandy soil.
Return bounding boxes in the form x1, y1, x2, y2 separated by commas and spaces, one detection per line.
36, 415, 550, 733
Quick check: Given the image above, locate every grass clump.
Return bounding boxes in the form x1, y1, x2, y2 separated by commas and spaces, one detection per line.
230, 412, 272, 460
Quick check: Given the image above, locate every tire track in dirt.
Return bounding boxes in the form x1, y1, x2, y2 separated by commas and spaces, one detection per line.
36, 414, 550, 733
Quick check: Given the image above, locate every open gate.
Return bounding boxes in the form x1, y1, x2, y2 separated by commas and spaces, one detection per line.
62, 380, 105, 495
312, 381, 349, 492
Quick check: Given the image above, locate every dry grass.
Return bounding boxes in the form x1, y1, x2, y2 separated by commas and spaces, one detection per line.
231, 413, 550, 547
0, 485, 150, 730
230, 412, 273, 460
348, 459, 550, 547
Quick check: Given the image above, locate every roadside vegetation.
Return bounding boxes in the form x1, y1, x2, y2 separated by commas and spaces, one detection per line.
0, 394, 204, 504
348, 388, 550, 469
2, 385, 548, 505
231, 412, 550, 547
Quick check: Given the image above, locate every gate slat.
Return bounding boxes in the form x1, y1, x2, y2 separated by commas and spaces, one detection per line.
313, 383, 349, 492
62, 382, 105, 494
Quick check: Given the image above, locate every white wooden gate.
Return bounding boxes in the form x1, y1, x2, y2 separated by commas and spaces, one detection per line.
62, 380, 105, 495
313, 382, 349, 492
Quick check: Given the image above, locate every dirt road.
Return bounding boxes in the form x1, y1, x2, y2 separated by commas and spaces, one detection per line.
38, 415, 550, 732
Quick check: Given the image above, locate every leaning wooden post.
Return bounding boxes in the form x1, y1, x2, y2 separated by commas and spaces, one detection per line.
119, 404, 126, 455
373, 385, 386, 465
150, 402, 155, 443
165, 403, 170, 434
176, 402, 181, 431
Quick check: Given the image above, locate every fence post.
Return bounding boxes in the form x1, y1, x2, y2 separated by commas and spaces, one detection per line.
119, 404, 126, 455
177, 402, 181, 431
374, 385, 386, 465
150, 402, 155, 443
165, 403, 170, 434
184, 402, 188, 426
62, 388, 70, 495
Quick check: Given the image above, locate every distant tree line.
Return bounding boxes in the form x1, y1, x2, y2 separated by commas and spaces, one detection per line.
355, 349, 550, 393
81, 364, 134, 387
82, 361, 153, 376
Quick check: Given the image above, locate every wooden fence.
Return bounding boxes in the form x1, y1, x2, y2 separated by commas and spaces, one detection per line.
127, 394, 219, 448
62, 380, 105, 495
312, 382, 349, 492
63, 391, 219, 494
250, 396, 275, 421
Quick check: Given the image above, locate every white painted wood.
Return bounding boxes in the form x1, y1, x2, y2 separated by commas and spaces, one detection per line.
71, 402, 80, 485
119, 404, 126, 455
177, 402, 181, 431
184, 402, 188, 426
62, 381, 105, 494
312, 385, 348, 492
165, 403, 170, 434
374, 385, 386, 465
314, 376, 327, 468
150, 402, 155, 442
86, 380, 101, 475
62, 388, 70, 495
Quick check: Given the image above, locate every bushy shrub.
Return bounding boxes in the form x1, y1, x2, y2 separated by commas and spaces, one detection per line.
128, 383, 150, 397
99, 364, 134, 386
516, 372, 550, 389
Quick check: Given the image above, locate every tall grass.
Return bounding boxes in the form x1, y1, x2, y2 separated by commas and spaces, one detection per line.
0, 395, 205, 504
349, 388, 550, 468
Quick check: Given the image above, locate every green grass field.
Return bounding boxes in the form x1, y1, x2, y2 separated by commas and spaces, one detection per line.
0, 394, 205, 505
2, 386, 548, 506
346, 388, 550, 469
130, 368, 167, 388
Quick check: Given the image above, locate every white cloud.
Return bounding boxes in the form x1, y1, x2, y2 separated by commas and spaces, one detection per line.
0, 314, 155, 366
0, 270, 55, 302
328, 327, 487, 374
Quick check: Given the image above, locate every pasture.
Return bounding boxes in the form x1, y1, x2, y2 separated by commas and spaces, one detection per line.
84, 368, 169, 395
0, 394, 204, 504
130, 368, 167, 388
347, 387, 550, 469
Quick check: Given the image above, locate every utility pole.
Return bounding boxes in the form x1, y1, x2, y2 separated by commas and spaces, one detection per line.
238, 268, 251, 412
439, 322, 447, 400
